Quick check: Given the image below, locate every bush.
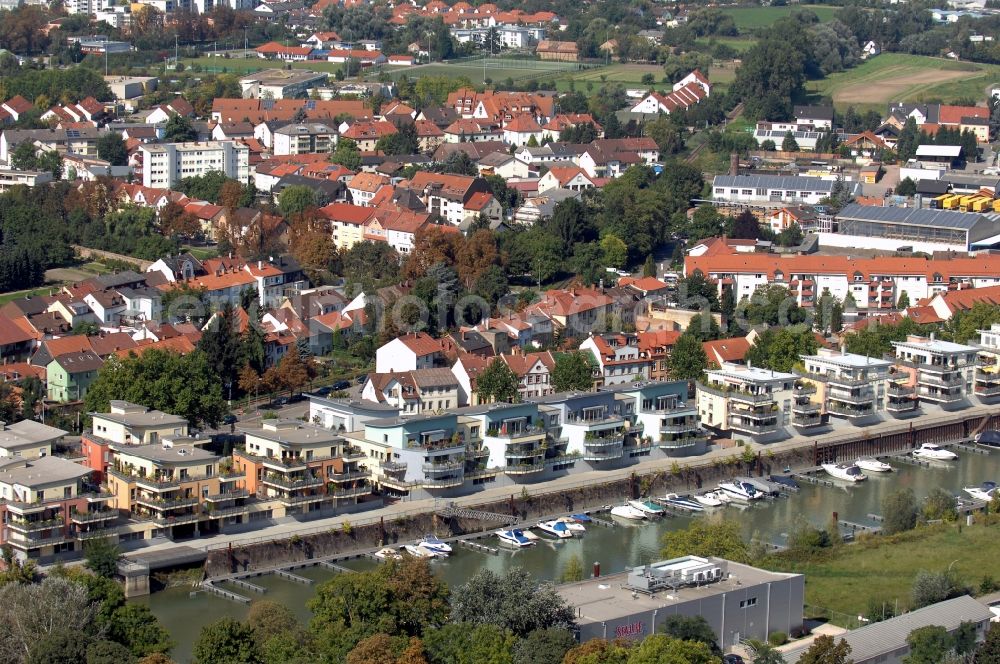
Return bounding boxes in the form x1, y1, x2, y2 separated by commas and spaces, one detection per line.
768, 631, 787, 646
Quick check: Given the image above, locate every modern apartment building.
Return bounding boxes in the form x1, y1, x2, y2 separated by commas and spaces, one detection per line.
796, 348, 895, 423
140, 141, 250, 188
696, 364, 796, 441
82, 400, 189, 480
615, 382, 707, 456
0, 455, 117, 562
892, 335, 979, 404
272, 123, 337, 156
0, 420, 69, 459
973, 323, 1000, 399
235, 420, 371, 516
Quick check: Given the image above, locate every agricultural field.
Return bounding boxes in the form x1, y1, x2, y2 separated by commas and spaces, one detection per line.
179, 55, 345, 76
807, 53, 1000, 111
720, 4, 838, 30
403, 56, 584, 85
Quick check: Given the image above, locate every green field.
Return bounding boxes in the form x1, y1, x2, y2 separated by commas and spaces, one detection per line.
406, 57, 586, 85
0, 285, 56, 306
770, 523, 1000, 627
179, 56, 346, 76
695, 35, 756, 53
807, 52, 1000, 111
721, 4, 838, 30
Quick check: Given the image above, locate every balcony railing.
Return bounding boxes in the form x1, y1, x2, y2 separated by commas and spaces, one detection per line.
278, 493, 328, 506
421, 461, 465, 475
146, 511, 204, 527
70, 509, 119, 524
886, 397, 919, 412
380, 461, 408, 473
204, 489, 250, 502
328, 470, 370, 483
262, 456, 308, 471
331, 485, 371, 499
422, 474, 465, 489
206, 504, 253, 518
7, 533, 69, 549
975, 384, 1000, 397
792, 381, 817, 395
640, 401, 695, 415
134, 494, 200, 510
582, 447, 624, 461
505, 461, 546, 475
75, 525, 123, 541
659, 421, 698, 433
6, 516, 64, 533
918, 373, 966, 387
917, 387, 964, 403
827, 388, 876, 405
505, 445, 544, 459
545, 453, 582, 465
827, 402, 875, 418
727, 416, 778, 434
261, 474, 324, 490
791, 401, 821, 414
888, 383, 915, 396
792, 411, 822, 427
135, 475, 182, 491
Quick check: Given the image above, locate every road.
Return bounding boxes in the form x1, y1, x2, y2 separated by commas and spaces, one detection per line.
125, 400, 995, 560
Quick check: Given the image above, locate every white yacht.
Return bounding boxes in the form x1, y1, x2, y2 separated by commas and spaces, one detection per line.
403, 544, 444, 558
537, 520, 574, 539
855, 458, 892, 473
555, 517, 587, 532
417, 535, 452, 555
913, 443, 958, 461
610, 504, 647, 520
660, 494, 704, 512
496, 528, 536, 547
694, 491, 726, 508
822, 463, 867, 482
718, 480, 761, 502
964, 481, 998, 502
373, 547, 402, 560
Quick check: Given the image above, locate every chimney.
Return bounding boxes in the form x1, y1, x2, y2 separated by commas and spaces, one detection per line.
729, 152, 739, 176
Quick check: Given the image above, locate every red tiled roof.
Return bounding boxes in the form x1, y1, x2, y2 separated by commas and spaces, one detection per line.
396, 332, 446, 356
939, 105, 989, 125
256, 42, 313, 56
318, 202, 374, 224
702, 336, 750, 364
504, 114, 542, 133
465, 191, 494, 211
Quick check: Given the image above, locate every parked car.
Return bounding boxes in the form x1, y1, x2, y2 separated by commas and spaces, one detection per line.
313, 386, 332, 396
221, 414, 238, 426
271, 396, 289, 407
331, 380, 350, 391
722, 655, 744, 664
355, 374, 367, 384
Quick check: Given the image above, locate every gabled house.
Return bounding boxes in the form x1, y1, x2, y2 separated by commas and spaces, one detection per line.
537, 166, 594, 193
361, 368, 460, 413
376, 332, 455, 373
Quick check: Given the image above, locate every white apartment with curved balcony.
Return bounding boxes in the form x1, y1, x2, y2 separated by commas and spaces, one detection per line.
796, 348, 896, 424
892, 335, 979, 404
696, 364, 796, 442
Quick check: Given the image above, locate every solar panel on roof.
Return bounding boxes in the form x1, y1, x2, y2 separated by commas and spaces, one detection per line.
66, 129, 80, 138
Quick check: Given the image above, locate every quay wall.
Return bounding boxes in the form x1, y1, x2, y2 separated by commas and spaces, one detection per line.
203, 411, 1000, 577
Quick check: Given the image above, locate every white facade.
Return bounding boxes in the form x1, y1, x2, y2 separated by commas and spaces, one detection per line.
272, 124, 337, 156
140, 141, 250, 188
0, 169, 52, 192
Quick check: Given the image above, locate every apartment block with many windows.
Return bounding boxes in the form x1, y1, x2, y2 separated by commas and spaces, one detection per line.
696, 364, 796, 442
140, 141, 250, 188
892, 335, 979, 404
796, 348, 895, 423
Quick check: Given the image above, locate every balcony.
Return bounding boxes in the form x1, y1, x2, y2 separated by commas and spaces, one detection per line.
7, 533, 69, 549
331, 485, 371, 499
826, 373, 881, 389
76, 525, 123, 541
421, 461, 465, 475
422, 474, 465, 489
147, 511, 204, 527
728, 415, 778, 435
6, 516, 64, 533
279, 493, 328, 506
791, 400, 821, 414
583, 431, 625, 447
827, 402, 875, 418
505, 443, 544, 459
82, 491, 114, 503
135, 475, 182, 491
380, 461, 408, 473
204, 489, 250, 503
261, 473, 324, 491
505, 461, 546, 475
640, 400, 695, 415
886, 396, 919, 413
135, 494, 200, 510
975, 384, 1000, 397
917, 386, 965, 403
467, 467, 502, 480
206, 504, 253, 519
793, 382, 817, 396
70, 508, 119, 524
659, 420, 698, 434
3, 501, 49, 515
465, 446, 489, 459
487, 427, 545, 442
582, 446, 624, 462
327, 471, 370, 483
218, 470, 245, 482
888, 382, 915, 396
564, 415, 625, 430
262, 456, 308, 472
792, 411, 822, 427
918, 373, 966, 388
827, 388, 876, 405
545, 453, 582, 466
379, 475, 419, 490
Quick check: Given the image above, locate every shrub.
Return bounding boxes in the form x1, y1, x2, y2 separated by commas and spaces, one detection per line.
768, 631, 787, 646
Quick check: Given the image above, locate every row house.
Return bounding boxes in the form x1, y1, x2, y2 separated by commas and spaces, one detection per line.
400, 171, 502, 226
684, 251, 1000, 312
236, 419, 371, 517
361, 368, 461, 414
629, 71, 711, 115
615, 381, 706, 456
973, 324, 1000, 400
523, 287, 613, 340
39, 97, 106, 126
452, 350, 557, 405
696, 364, 797, 443
444, 118, 503, 143
580, 333, 654, 387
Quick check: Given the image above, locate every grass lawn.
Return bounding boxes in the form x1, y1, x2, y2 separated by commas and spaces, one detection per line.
406, 57, 586, 86
695, 36, 756, 53
183, 245, 220, 261
768, 523, 1000, 627
0, 285, 56, 306
721, 4, 838, 30
808, 53, 1000, 112
179, 56, 345, 76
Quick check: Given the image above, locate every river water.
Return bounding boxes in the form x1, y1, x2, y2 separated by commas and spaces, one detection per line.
138, 447, 1000, 664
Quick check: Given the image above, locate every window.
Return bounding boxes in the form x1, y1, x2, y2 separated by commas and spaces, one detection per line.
739, 597, 758, 608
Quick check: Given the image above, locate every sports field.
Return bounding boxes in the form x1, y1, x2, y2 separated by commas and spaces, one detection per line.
407, 56, 586, 83
179, 56, 345, 75
807, 53, 1000, 110
720, 4, 838, 30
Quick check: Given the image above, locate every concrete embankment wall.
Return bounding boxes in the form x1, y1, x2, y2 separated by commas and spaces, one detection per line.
203, 411, 1000, 577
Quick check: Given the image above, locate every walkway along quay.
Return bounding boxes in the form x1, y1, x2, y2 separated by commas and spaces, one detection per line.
122, 406, 1000, 583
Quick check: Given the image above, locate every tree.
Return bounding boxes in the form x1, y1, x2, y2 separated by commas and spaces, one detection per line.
776, 222, 804, 248
882, 488, 918, 535
905, 626, 952, 664
107, 604, 174, 658
729, 210, 764, 240
675, 271, 719, 311
542, 198, 594, 258
911, 570, 964, 610
376, 121, 419, 156
739, 284, 806, 328
896, 177, 917, 197
26, 630, 91, 664
474, 265, 509, 306
563, 639, 631, 664
551, 351, 596, 393
751, 643, 787, 664
96, 133, 128, 166
37, 150, 63, 180
922, 488, 957, 522
198, 304, 242, 393
669, 333, 709, 379
797, 636, 851, 664
331, 138, 362, 171
84, 537, 121, 579
658, 615, 719, 654
278, 185, 316, 217
559, 555, 585, 584
626, 634, 717, 664
263, 346, 316, 396
513, 628, 576, 664
661, 520, 749, 564
643, 255, 656, 278
192, 618, 261, 664
10, 142, 38, 170
476, 358, 520, 404
897, 291, 911, 310
450, 567, 575, 638
744, 328, 817, 373
600, 234, 629, 269
423, 623, 515, 664
85, 640, 136, 664
974, 622, 1000, 664
164, 114, 197, 142
0, 577, 97, 664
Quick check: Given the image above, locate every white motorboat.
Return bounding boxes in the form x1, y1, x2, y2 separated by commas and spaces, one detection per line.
856, 458, 892, 473
496, 528, 536, 547
417, 535, 452, 555
537, 520, 574, 539
660, 493, 704, 512
913, 443, 958, 461
964, 481, 998, 502
822, 463, 867, 482
628, 499, 667, 516
555, 517, 587, 532
374, 547, 402, 560
610, 504, 647, 520
694, 491, 726, 508
403, 544, 444, 558
718, 480, 761, 502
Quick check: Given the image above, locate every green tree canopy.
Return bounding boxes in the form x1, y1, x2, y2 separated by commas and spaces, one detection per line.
744, 328, 818, 373
882, 488, 918, 535
332, 138, 362, 171
476, 358, 521, 404
450, 567, 575, 638
192, 617, 260, 664
96, 133, 128, 166
669, 333, 709, 380
551, 351, 596, 393
661, 519, 749, 563
797, 635, 851, 664
278, 185, 317, 217
423, 623, 515, 664
164, 114, 197, 142
904, 625, 952, 664
658, 615, 719, 654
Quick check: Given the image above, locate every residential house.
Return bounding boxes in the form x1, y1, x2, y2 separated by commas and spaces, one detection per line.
580, 333, 654, 387
537, 165, 594, 193
523, 287, 613, 340
375, 332, 453, 373
340, 120, 397, 151
361, 368, 460, 413
892, 334, 978, 404
476, 152, 530, 179
535, 40, 578, 61
795, 348, 897, 425
0, 420, 68, 459
400, 171, 501, 226
347, 172, 390, 206
452, 350, 557, 405
46, 351, 103, 402
696, 363, 797, 442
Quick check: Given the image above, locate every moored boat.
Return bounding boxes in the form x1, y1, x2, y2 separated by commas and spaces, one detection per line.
556, 517, 587, 532
660, 493, 703, 512
913, 443, 958, 461
610, 504, 647, 520
822, 463, 867, 482
403, 544, 445, 558
537, 520, 574, 538
856, 458, 892, 473
496, 528, 536, 547
374, 547, 402, 560
964, 481, 998, 501
629, 499, 667, 516
694, 491, 726, 508
718, 480, 761, 502
569, 513, 593, 523
417, 535, 452, 555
